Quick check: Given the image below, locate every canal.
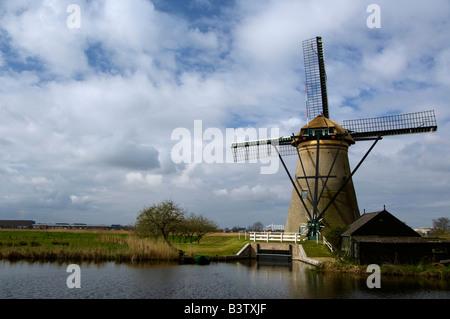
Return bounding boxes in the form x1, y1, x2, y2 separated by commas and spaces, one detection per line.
1, 259, 449, 299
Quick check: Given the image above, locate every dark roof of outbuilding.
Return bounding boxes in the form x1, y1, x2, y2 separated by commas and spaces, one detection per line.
341, 210, 383, 237
340, 209, 421, 238
351, 236, 450, 244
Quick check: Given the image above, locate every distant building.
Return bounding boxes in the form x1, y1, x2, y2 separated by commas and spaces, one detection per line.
415, 227, 433, 236
0, 220, 35, 229
341, 209, 450, 264
32, 223, 122, 230
265, 224, 285, 232
0, 220, 122, 231
223, 227, 246, 233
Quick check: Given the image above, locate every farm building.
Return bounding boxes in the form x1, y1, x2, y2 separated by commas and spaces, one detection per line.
0, 220, 35, 229
340, 209, 450, 264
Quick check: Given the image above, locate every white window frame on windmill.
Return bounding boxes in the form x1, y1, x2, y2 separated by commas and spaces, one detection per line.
301, 190, 308, 200
299, 224, 307, 235
302, 127, 335, 137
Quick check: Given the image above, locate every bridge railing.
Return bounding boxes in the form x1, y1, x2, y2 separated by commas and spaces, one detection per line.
323, 236, 333, 252
249, 232, 304, 243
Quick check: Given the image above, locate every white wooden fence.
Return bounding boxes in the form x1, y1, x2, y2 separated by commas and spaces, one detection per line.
248, 232, 304, 243
246, 232, 334, 252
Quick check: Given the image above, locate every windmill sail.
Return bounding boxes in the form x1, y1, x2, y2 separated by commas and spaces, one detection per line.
231, 136, 296, 162
231, 110, 438, 161
302, 36, 329, 119
343, 110, 437, 140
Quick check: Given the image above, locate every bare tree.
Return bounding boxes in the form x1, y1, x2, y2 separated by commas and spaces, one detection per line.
431, 217, 450, 237
192, 214, 218, 244
135, 199, 185, 250
180, 213, 197, 243
248, 221, 264, 232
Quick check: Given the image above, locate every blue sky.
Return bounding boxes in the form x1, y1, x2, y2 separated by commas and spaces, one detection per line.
0, 0, 449, 230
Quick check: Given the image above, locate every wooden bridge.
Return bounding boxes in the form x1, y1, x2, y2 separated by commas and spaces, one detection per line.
247, 232, 333, 251
235, 232, 333, 265
256, 243, 292, 263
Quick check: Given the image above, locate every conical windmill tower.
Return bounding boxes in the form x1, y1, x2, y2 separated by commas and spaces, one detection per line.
231, 36, 438, 240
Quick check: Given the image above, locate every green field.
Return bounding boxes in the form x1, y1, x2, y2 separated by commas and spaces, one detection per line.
174, 233, 251, 257
0, 230, 127, 249
0, 230, 252, 262
301, 240, 334, 258
0, 229, 335, 263
0, 229, 170, 262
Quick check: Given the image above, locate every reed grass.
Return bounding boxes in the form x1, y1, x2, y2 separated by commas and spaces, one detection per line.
125, 237, 179, 261
314, 260, 450, 280
0, 230, 251, 262
0, 230, 179, 262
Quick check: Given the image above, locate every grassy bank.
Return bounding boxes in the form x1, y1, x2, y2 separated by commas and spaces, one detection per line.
0, 229, 179, 262
2, 229, 448, 281
314, 260, 450, 280
301, 240, 334, 258
297, 237, 450, 280
175, 232, 251, 257
0, 230, 249, 262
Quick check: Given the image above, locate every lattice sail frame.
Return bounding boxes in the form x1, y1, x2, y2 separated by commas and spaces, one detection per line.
231, 137, 296, 162
343, 110, 437, 140
303, 36, 329, 119
231, 110, 438, 162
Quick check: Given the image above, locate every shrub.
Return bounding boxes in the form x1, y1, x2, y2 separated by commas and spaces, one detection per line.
323, 225, 349, 252
52, 241, 69, 246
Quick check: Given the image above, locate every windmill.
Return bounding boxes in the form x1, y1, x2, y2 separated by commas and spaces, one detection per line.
231, 36, 438, 240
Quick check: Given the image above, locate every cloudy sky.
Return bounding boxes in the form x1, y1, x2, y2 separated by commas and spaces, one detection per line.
0, 0, 449, 230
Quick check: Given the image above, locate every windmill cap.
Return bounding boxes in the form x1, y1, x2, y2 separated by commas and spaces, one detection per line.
293, 116, 355, 144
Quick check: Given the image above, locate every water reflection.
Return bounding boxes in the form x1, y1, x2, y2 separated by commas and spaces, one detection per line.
0, 260, 449, 299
